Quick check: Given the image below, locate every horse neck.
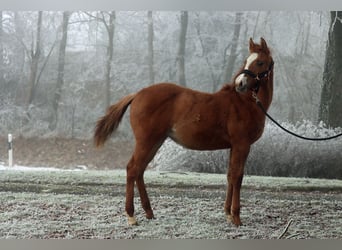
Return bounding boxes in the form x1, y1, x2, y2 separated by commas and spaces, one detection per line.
258, 70, 273, 111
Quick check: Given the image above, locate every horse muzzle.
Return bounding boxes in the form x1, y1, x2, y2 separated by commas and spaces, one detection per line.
235, 74, 249, 93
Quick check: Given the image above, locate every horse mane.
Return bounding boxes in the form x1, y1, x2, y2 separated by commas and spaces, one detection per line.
219, 83, 234, 92
219, 63, 245, 92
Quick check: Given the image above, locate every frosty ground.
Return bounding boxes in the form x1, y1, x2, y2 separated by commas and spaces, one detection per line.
0, 167, 341, 239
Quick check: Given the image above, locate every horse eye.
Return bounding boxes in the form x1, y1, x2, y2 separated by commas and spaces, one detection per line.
257, 61, 264, 66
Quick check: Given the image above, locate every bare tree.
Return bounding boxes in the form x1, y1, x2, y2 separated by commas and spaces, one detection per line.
50, 11, 71, 130
177, 11, 188, 86
26, 11, 43, 107
295, 12, 311, 56
104, 11, 116, 108
85, 11, 116, 108
194, 12, 220, 91
85, 11, 116, 109
147, 11, 155, 84
0, 11, 4, 87
223, 12, 243, 84
319, 11, 342, 128
14, 12, 26, 88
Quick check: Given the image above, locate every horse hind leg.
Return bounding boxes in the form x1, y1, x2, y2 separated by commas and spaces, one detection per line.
225, 145, 250, 226
125, 139, 165, 225
136, 170, 154, 219
125, 157, 138, 225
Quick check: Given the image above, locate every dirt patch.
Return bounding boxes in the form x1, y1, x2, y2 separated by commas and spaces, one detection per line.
0, 137, 133, 170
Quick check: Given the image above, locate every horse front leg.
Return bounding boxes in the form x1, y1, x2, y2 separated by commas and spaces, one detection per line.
225, 145, 250, 226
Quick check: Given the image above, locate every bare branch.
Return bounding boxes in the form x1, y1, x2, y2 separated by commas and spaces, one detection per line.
278, 219, 293, 239
286, 233, 300, 239
83, 11, 102, 21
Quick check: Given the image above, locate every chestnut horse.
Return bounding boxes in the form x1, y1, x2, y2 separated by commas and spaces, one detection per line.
94, 38, 274, 226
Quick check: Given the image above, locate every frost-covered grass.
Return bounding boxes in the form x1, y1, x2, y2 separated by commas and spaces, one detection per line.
153, 120, 342, 179
1, 169, 342, 192
0, 169, 341, 239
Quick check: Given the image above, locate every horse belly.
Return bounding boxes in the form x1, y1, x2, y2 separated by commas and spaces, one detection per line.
168, 125, 231, 150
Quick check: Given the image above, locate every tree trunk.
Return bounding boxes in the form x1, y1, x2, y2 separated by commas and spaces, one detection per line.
303, 13, 311, 55
177, 11, 188, 86
0, 11, 4, 88
223, 12, 242, 83
26, 11, 43, 107
194, 13, 220, 92
147, 11, 155, 84
13, 12, 26, 105
50, 11, 71, 130
319, 11, 342, 128
104, 11, 116, 109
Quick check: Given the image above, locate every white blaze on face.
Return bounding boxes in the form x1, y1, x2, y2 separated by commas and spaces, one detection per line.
235, 52, 258, 85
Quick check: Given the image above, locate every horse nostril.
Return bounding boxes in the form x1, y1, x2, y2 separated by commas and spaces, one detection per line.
235, 76, 249, 93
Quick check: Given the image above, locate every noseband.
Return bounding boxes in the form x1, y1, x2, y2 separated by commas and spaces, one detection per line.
240, 60, 274, 93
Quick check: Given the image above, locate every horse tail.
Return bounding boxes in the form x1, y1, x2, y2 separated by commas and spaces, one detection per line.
94, 93, 136, 147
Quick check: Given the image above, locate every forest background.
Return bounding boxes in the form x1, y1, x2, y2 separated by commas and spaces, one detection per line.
0, 11, 341, 178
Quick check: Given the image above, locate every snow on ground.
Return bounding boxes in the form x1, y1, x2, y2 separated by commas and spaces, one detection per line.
0, 164, 62, 172
1, 163, 342, 190
0, 171, 341, 239
0, 163, 87, 172
0, 167, 341, 239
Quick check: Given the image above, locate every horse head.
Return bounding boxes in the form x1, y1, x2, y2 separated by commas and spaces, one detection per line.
235, 37, 273, 93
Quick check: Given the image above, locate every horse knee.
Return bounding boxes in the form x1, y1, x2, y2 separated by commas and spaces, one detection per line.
231, 206, 240, 216
228, 172, 243, 186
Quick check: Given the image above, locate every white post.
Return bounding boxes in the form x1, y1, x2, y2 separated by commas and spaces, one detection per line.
8, 134, 13, 167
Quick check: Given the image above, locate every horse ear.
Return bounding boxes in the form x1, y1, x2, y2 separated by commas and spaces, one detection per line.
249, 38, 255, 52
260, 37, 268, 50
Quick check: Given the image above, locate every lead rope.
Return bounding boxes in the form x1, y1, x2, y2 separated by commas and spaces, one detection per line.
252, 92, 342, 141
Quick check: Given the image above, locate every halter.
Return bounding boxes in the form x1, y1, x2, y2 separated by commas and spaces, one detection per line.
240, 60, 274, 93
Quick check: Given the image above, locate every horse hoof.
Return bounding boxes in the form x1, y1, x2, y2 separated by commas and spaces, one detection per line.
146, 211, 155, 220
126, 214, 138, 226
127, 216, 138, 225
227, 215, 242, 227
234, 221, 242, 227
